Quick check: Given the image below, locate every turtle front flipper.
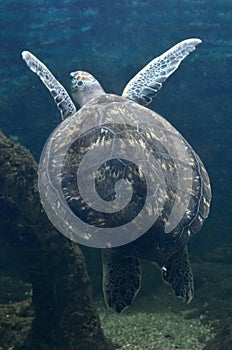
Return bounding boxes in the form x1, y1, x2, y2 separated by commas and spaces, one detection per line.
122, 38, 202, 106
22, 51, 76, 120
102, 249, 141, 313
161, 246, 194, 303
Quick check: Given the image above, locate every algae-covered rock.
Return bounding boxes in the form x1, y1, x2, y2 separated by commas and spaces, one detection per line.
0, 299, 33, 349
0, 130, 114, 350
203, 323, 232, 350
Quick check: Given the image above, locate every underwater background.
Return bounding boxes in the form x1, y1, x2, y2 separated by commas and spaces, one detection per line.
0, 0, 231, 349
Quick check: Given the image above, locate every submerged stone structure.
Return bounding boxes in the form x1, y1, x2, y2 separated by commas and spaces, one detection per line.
0, 130, 113, 350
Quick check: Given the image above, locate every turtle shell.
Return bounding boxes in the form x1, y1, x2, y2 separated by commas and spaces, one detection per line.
38, 94, 211, 250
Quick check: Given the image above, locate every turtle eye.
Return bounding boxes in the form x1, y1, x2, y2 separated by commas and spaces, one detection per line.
77, 81, 84, 86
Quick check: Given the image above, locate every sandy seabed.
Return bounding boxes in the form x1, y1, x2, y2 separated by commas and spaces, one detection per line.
97, 296, 215, 350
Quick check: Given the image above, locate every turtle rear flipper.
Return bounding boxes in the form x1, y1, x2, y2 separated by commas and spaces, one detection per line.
102, 249, 141, 313
161, 246, 194, 303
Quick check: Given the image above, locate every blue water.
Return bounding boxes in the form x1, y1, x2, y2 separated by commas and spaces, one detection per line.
0, 0, 231, 348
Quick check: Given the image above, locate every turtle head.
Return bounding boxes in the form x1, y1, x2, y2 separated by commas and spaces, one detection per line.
70, 71, 105, 107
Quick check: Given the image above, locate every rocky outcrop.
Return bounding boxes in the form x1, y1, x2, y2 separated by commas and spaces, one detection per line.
0, 130, 114, 350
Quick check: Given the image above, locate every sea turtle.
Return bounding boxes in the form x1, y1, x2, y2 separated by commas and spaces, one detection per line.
22, 38, 211, 313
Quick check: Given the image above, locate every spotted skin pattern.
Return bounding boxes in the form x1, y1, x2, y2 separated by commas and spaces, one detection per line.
22, 51, 76, 120
122, 38, 202, 105
102, 249, 141, 313
70, 71, 105, 107
161, 246, 194, 303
